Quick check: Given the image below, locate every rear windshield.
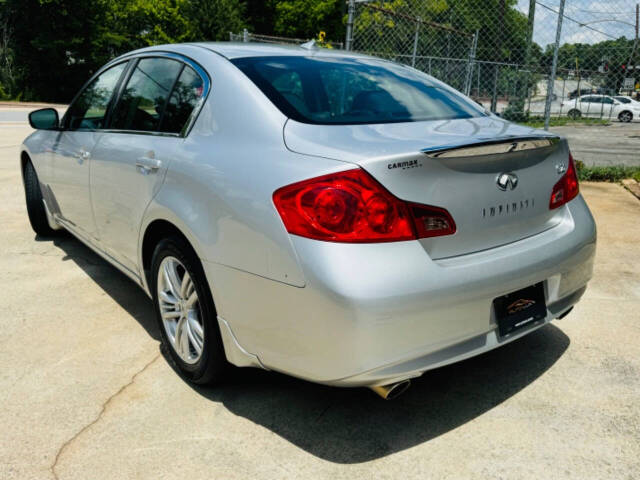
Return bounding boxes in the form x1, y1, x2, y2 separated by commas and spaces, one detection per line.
231, 56, 486, 125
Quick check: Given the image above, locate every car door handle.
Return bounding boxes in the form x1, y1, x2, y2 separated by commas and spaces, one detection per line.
136, 156, 162, 174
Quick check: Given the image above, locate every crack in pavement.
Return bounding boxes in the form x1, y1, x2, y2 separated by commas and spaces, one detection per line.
49, 353, 161, 480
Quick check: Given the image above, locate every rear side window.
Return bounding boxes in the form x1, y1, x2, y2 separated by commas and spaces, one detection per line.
111, 58, 182, 132
159, 65, 204, 134
232, 56, 485, 125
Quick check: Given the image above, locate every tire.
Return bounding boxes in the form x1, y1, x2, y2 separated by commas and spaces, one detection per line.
567, 109, 581, 120
23, 160, 58, 236
618, 111, 633, 123
151, 236, 228, 384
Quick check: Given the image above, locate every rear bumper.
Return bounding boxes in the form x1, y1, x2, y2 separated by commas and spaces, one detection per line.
204, 194, 596, 387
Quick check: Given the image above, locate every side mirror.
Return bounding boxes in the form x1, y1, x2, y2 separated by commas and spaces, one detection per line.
614, 101, 621, 106
28, 108, 60, 130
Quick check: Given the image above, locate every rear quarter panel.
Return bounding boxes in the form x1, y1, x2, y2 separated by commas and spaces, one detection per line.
138, 46, 351, 296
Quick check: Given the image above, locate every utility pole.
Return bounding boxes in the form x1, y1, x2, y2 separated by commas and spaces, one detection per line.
544, 0, 566, 131
524, 0, 536, 66
625, 3, 639, 92
522, 0, 536, 117
345, 0, 356, 51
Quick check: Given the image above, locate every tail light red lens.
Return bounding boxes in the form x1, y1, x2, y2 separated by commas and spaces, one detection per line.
549, 154, 579, 209
273, 168, 456, 243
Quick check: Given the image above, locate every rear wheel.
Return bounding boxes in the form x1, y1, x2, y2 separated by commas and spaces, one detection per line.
23, 160, 58, 236
567, 109, 581, 120
151, 236, 228, 384
618, 110, 633, 123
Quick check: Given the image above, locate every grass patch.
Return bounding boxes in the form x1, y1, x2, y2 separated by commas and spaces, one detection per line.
574, 160, 640, 182
518, 117, 610, 129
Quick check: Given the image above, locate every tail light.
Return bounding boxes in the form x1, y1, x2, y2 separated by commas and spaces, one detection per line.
272, 168, 456, 243
549, 153, 579, 209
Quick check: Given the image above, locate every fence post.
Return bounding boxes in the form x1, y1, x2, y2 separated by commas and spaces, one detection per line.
345, 0, 355, 51
464, 30, 478, 96
411, 17, 420, 67
543, 0, 566, 130
242, 28, 249, 43
491, 64, 499, 113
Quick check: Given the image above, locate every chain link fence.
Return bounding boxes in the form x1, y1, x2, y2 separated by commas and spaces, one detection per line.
229, 30, 344, 49
232, 1, 639, 128
347, 0, 640, 128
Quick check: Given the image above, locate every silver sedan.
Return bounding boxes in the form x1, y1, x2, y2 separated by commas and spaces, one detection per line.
21, 43, 596, 399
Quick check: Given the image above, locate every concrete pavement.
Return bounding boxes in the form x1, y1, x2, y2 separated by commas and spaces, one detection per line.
1, 127, 639, 480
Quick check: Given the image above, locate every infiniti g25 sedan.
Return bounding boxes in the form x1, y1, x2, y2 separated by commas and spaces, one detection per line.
21, 43, 596, 399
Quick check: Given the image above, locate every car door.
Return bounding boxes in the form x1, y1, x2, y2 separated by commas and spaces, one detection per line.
601, 96, 615, 119
90, 55, 207, 274
48, 62, 128, 238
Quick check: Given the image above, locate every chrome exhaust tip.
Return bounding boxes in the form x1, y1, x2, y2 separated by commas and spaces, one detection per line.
370, 380, 411, 400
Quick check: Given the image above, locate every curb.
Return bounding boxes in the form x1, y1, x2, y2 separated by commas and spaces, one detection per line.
622, 179, 640, 201
0, 102, 67, 109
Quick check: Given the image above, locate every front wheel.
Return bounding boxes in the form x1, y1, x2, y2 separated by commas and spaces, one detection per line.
618, 111, 633, 123
23, 160, 58, 236
151, 236, 228, 384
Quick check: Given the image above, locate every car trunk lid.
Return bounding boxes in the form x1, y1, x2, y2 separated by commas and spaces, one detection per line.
284, 116, 569, 259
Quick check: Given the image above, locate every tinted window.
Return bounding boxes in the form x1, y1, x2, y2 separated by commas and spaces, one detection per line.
111, 58, 182, 132
66, 62, 127, 130
602, 97, 614, 104
615, 96, 631, 103
159, 65, 204, 134
232, 56, 485, 125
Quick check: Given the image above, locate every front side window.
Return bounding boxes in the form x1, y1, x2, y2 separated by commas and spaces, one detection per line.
65, 62, 127, 130
232, 56, 485, 125
159, 65, 205, 134
111, 58, 183, 132
615, 97, 631, 104
602, 97, 614, 104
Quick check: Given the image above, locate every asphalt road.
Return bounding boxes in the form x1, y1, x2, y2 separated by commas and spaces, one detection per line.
549, 123, 640, 167
2, 126, 639, 480
2, 107, 638, 167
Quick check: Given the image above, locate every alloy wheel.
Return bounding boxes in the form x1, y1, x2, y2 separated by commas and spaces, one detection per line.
157, 256, 204, 364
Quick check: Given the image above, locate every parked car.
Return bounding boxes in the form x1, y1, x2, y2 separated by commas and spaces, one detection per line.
568, 88, 593, 99
21, 43, 596, 399
561, 94, 640, 122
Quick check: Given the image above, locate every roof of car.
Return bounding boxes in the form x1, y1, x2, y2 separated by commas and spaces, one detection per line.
191, 42, 366, 59
119, 42, 373, 61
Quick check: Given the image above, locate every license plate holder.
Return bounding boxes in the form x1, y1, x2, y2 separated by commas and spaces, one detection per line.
494, 283, 547, 337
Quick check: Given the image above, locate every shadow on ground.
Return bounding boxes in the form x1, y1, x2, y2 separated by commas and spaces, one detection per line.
38, 233, 160, 340
43, 232, 570, 464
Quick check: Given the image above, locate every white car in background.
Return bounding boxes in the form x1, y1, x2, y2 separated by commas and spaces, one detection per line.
561, 94, 640, 122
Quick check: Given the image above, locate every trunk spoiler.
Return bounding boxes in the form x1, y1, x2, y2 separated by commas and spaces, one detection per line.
421, 136, 560, 158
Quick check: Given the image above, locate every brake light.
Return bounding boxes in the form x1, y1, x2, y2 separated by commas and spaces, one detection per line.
273, 168, 456, 243
549, 154, 579, 209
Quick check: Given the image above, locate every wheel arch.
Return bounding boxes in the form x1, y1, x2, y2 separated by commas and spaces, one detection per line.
139, 215, 204, 295
619, 110, 633, 121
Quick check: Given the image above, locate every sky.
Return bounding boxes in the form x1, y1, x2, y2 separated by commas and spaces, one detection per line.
516, 0, 638, 46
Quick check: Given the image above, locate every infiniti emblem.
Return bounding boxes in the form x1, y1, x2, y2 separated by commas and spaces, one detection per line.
496, 172, 518, 191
